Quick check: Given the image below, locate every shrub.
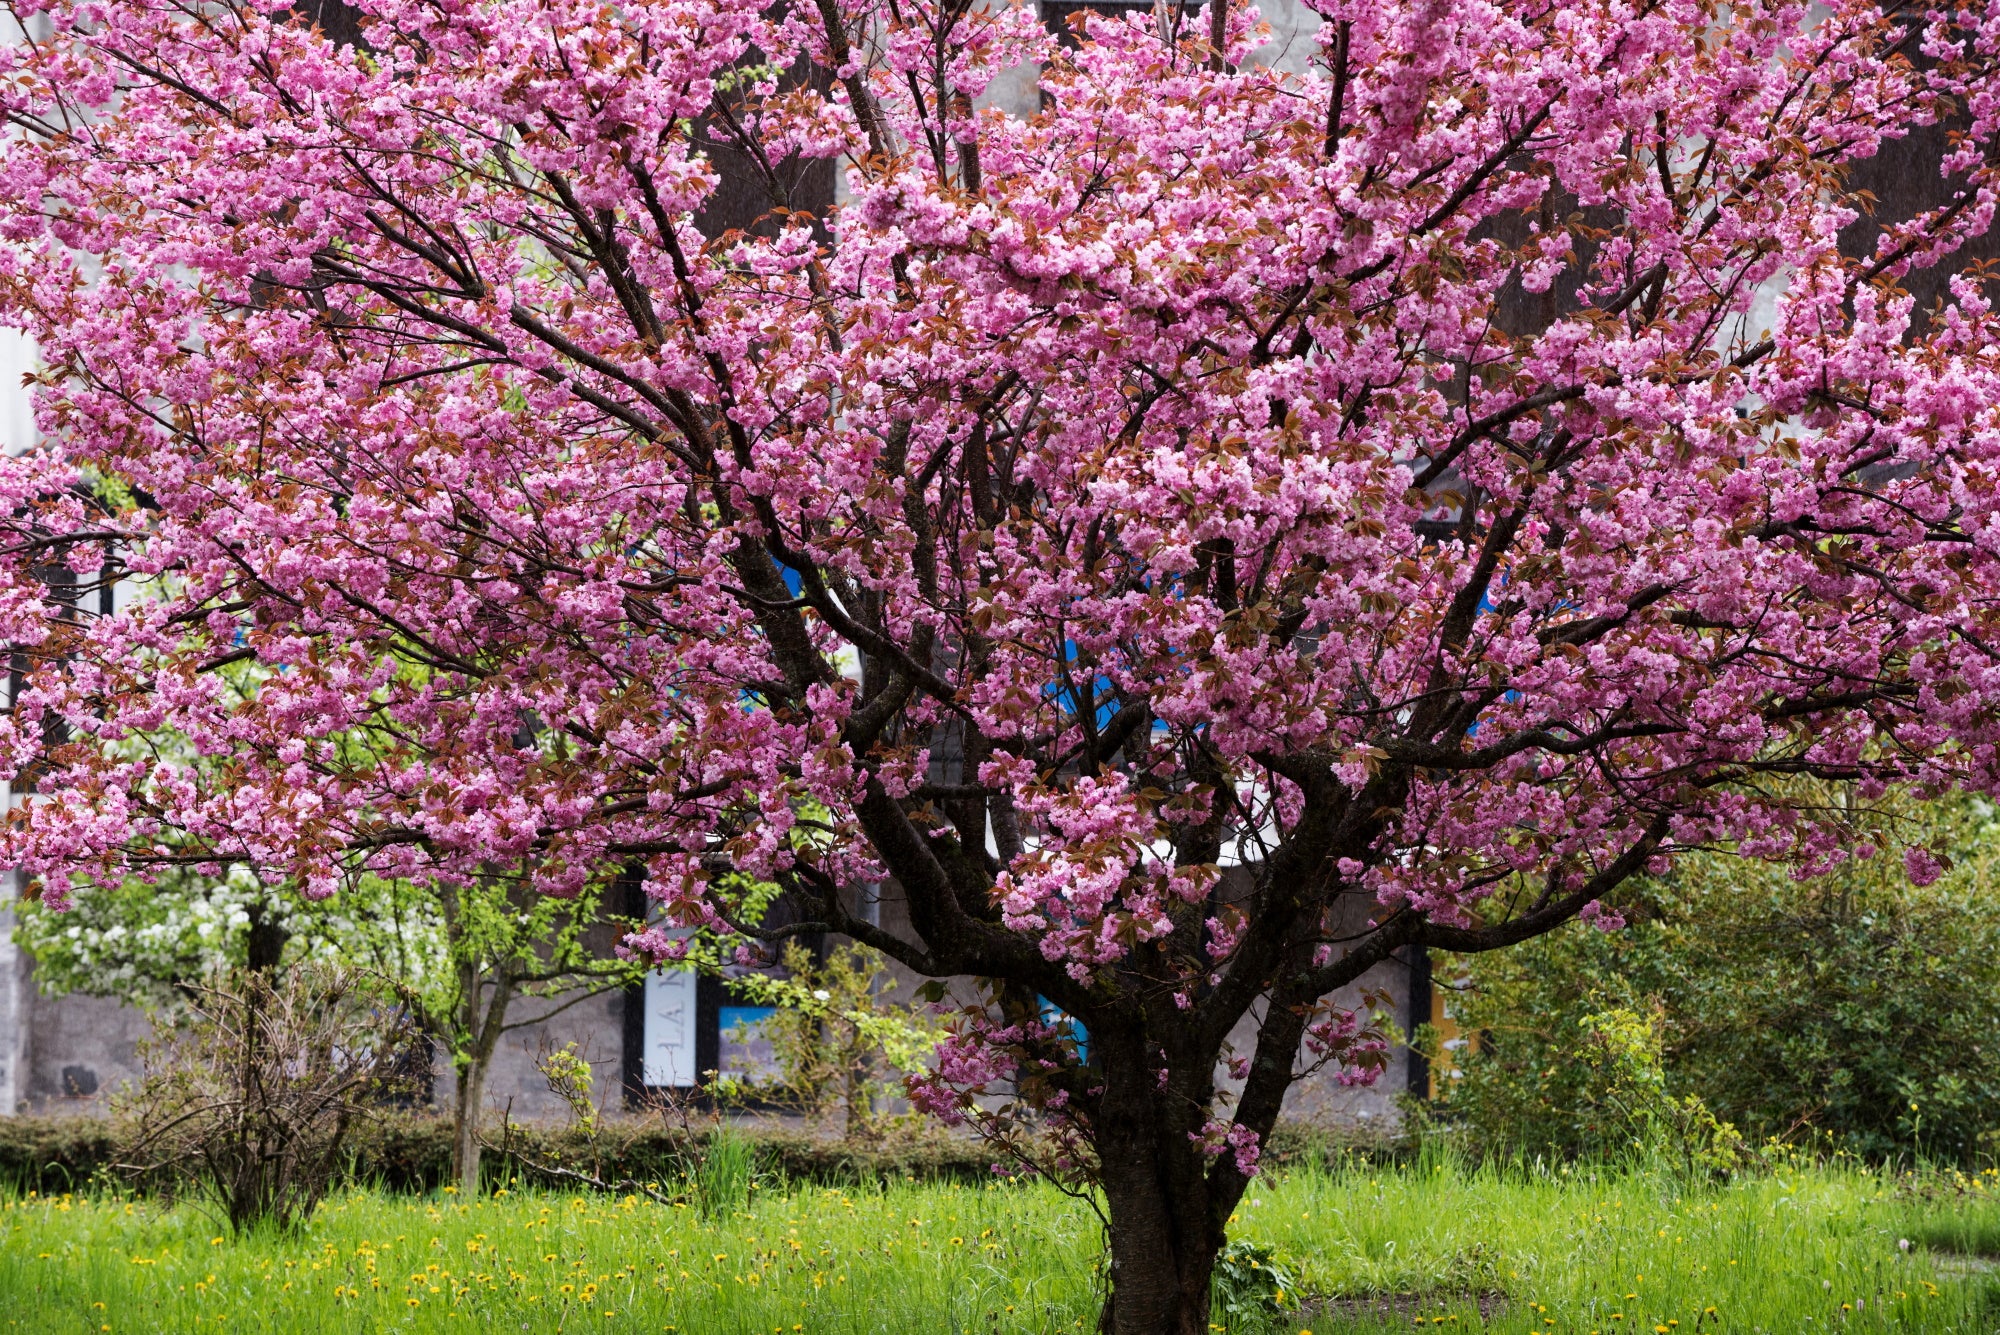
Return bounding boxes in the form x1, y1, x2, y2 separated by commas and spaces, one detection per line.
112, 965, 414, 1231
1574, 1005, 1744, 1174
1426, 795, 2000, 1163
714, 941, 944, 1141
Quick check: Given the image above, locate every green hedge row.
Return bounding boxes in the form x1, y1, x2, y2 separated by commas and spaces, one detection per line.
0, 1114, 1390, 1196
0, 1114, 1006, 1195
0, 1116, 116, 1193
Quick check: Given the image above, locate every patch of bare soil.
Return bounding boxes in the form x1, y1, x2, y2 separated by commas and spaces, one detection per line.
1931, 1253, 2000, 1277
1302, 1291, 1511, 1326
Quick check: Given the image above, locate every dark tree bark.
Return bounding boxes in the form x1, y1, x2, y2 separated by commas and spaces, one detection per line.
245, 902, 287, 975
1093, 1051, 1219, 1335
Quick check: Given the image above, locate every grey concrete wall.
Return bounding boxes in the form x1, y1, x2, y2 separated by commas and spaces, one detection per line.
0, 872, 26, 1113
1, 972, 629, 1123
0, 870, 151, 1116
430, 988, 633, 1127
20, 991, 149, 1113
4, 935, 1415, 1136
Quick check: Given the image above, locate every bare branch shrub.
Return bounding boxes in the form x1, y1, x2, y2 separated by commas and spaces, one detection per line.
112, 964, 414, 1233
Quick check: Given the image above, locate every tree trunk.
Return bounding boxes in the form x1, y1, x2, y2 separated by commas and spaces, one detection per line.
446, 965, 515, 1197
436, 881, 516, 1198
1092, 1049, 1227, 1335
245, 903, 287, 974
452, 1050, 489, 1197
235, 904, 288, 1229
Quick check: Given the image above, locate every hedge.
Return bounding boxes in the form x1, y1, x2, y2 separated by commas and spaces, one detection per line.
0, 1113, 1394, 1195
0, 1116, 117, 1194
0, 1114, 1003, 1195
367, 1115, 1010, 1193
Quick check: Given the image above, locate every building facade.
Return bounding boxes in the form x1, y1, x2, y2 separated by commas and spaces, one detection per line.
0, 873, 1424, 1131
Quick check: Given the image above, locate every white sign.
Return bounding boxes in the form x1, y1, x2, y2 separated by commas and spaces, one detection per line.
642, 968, 700, 1088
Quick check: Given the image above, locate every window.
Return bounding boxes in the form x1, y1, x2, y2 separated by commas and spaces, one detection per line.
1041, 1, 1191, 49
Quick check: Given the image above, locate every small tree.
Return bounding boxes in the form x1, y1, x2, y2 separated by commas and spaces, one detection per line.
4, 2, 2000, 1329
423, 871, 650, 1195
720, 940, 945, 1140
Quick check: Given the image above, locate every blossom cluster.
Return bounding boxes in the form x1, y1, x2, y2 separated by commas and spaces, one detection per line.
0, 0, 1997, 1213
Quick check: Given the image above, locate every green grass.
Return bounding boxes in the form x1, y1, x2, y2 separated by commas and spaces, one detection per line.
1894, 1167, 2000, 1261
4, 1157, 1998, 1334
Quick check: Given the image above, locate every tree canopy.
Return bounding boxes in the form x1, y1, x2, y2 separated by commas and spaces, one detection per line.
1, 0, 1998, 1328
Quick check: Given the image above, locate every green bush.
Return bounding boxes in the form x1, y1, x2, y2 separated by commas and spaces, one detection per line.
1425, 795, 2000, 1163
713, 940, 945, 1141
0, 1116, 117, 1193
0, 1113, 1004, 1194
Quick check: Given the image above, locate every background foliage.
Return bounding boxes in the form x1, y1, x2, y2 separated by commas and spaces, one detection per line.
716, 940, 948, 1140
1427, 797, 2000, 1163
12, 866, 444, 1009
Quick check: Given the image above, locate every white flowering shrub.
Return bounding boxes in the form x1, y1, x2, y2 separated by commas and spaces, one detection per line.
14, 866, 448, 1009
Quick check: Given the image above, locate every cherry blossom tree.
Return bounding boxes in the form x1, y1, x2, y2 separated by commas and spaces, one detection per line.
1, 0, 1999, 1327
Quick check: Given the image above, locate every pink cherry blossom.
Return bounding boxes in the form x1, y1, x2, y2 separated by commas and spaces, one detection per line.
0, 0, 1998, 1327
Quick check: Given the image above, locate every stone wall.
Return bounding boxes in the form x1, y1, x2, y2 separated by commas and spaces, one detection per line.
2, 868, 1424, 1130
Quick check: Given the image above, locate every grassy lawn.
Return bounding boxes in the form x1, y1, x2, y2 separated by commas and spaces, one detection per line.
5, 1157, 1999, 1334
